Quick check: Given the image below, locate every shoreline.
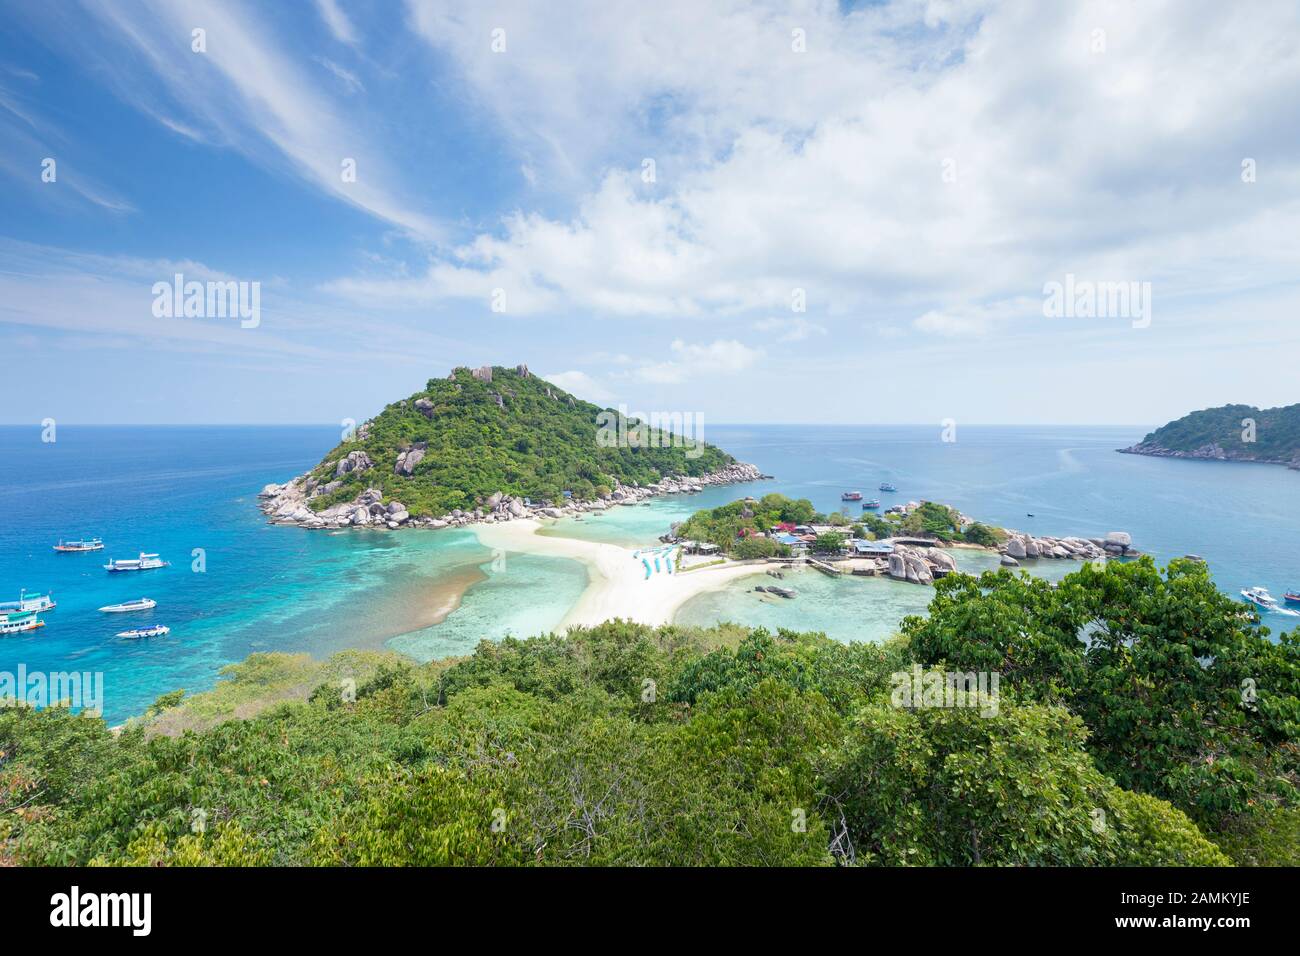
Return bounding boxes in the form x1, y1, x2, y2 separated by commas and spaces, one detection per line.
471, 518, 777, 628
258, 461, 770, 532
1119, 443, 1300, 471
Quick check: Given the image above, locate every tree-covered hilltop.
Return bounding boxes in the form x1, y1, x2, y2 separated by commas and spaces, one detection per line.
1122, 402, 1300, 466
302, 365, 737, 518
3, 558, 1295, 866
674, 494, 1001, 554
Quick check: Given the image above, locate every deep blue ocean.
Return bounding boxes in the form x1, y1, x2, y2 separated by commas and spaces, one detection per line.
1, 424, 1296, 723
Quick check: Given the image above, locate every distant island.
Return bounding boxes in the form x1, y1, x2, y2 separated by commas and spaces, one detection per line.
1120, 403, 1300, 470
259, 363, 763, 530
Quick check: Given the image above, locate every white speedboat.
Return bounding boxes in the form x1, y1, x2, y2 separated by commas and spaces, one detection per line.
104, 553, 169, 572
0, 589, 56, 613
0, 611, 44, 635
117, 624, 170, 639
99, 598, 157, 613
1241, 587, 1300, 617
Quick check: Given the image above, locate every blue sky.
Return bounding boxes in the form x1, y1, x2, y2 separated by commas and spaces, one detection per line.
2, 0, 1299, 426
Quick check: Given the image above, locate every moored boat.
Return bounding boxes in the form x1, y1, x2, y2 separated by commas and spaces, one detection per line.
0, 590, 56, 613
1284, 591, 1300, 605
862, 498, 881, 509
879, 482, 897, 493
116, 624, 170, 639
99, 598, 157, 613
53, 537, 104, 552
841, 491, 863, 501
104, 553, 169, 572
0, 611, 44, 635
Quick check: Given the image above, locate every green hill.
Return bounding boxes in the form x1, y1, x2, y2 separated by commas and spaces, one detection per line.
1121, 403, 1300, 467
296, 364, 738, 518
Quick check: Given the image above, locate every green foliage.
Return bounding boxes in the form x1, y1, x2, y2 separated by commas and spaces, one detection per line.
1212, 807, 1300, 866
0, 608, 1272, 867
897, 501, 962, 540
306, 366, 736, 517
146, 690, 185, 718
902, 557, 1300, 830
1137, 402, 1300, 461
962, 522, 1005, 547
733, 535, 789, 560
811, 532, 846, 554
676, 494, 820, 553
824, 700, 1118, 865
1106, 789, 1231, 866
861, 514, 895, 540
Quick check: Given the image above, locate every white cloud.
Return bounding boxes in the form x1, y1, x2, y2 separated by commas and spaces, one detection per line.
754, 317, 827, 342
315, 57, 365, 94
543, 370, 612, 403
315, 0, 359, 46
370, 0, 1300, 338
65, 0, 442, 239
634, 339, 763, 384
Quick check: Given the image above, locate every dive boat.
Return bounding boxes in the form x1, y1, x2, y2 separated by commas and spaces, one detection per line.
116, 624, 170, 639
1241, 587, 1300, 617
99, 598, 157, 613
104, 553, 169, 572
53, 537, 104, 553
0, 590, 56, 613
0, 611, 44, 635
841, 491, 863, 501
862, 499, 881, 509
879, 482, 898, 493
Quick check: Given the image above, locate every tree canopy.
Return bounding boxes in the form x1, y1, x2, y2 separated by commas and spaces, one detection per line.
305, 366, 736, 517
5, 556, 1287, 867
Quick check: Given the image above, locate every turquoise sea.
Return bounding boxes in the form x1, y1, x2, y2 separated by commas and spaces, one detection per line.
1, 424, 1296, 723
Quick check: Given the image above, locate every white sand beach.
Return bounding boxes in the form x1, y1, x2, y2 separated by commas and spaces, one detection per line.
472, 519, 773, 628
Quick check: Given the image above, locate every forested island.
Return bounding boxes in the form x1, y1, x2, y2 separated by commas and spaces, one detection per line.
2, 558, 1295, 866
258, 364, 762, 530
1121, 403, 1300, 469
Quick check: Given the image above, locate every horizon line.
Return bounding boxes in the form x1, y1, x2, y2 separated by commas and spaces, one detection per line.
0, 421, 1157, 429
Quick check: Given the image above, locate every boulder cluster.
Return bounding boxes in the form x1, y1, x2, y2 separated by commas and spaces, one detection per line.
997, 529, 1132, 567
258, 461, 767, 532
885, 544, 957, 585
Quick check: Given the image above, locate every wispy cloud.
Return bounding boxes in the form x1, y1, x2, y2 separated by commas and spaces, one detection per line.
64, 0, 442, 239
315, 57, 365, 94
315, 0, 359, 46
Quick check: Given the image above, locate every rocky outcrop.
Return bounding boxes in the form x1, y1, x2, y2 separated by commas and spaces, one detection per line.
884, 544, 964, 586
997, 529, 1126, 561
394, 443, 426, 476
334, 450, 373, 478
1121, 440, 1300, 468
258, 461, 769, 533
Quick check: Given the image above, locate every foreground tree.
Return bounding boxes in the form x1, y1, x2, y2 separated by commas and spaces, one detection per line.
902, 558, 1300, 834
